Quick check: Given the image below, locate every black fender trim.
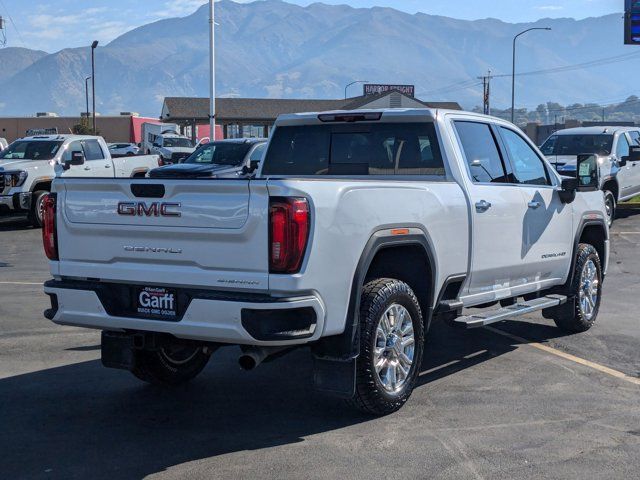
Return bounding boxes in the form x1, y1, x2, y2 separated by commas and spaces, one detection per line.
312, 230, 437, 361
312, 229, 437, 397
567, 217, 608, 287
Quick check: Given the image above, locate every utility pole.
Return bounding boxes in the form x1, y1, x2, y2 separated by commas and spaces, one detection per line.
84, 76, 91, 120
91, 40, 98, 134
209, 0, 215, 140
477, 70, 493, 115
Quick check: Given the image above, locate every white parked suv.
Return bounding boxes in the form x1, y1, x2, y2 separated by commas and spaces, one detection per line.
43, 109, 609, 415
108, 143, 139, 157
541, 126, 640, 225
0, 134, 160, 227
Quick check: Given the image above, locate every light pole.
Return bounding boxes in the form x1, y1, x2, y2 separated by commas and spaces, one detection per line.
91, 40, 99, 134
84, 76, 91, 120
344, 80, 369, 100
209, 0, 215, 139
511, 27, 550, 124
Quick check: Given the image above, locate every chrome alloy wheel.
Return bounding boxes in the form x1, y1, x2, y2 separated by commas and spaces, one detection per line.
373, 304, 415, 393
605, 195, 614, 226
579, 259, 599, 320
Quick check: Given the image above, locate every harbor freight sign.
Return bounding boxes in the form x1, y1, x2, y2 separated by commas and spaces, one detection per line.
363, 84, 415, 97
626, 0, 640, 45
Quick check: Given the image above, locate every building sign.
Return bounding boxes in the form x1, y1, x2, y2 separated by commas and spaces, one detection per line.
363, 84, 415, 97
26, 128, 58, 136
626, 0, 640, 45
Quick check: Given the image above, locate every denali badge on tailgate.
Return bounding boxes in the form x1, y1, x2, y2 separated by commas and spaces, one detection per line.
117, 202, 181, 217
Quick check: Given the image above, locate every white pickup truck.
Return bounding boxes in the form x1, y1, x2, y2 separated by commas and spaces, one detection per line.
0, 134, 160, 227
541, 126, 640, 225
43, 109, 609, 415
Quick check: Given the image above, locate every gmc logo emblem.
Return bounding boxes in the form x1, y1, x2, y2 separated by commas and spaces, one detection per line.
117, 202, 181, 217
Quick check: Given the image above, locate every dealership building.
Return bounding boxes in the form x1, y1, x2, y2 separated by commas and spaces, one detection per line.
161, 88, 461, 140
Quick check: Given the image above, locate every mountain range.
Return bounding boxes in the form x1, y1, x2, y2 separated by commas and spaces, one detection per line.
0, 0, 638, 117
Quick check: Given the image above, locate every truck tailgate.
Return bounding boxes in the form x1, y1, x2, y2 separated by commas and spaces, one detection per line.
54, 178, 270, 291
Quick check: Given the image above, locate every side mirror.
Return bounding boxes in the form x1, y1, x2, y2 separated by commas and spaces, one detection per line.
249, 159, 260, 172
63, 151, 85, 170
576, 154, 600, 192
558, 177, 578, 204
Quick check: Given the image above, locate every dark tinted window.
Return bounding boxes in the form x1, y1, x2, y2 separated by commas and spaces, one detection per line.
500, 128, 549, 186
262, 123, 444, 176
0, 140, 63, 160
184, 142, 252, 166
540, 134, 613, 156
454, 121, 507, 183
163, 138, 192, 148
82, 140, 105, 160
62, 141, 83, 162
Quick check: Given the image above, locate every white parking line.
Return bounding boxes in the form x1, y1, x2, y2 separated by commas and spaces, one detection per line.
485, 326, 640, 387
0, 281, 43, 285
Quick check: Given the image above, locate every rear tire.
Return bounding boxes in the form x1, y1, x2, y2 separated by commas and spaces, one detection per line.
28, 190, 48, 228
604, 190, 616, 227
552, 243, 602, 333
131, 344, 211, 386
349, 278, 424, 416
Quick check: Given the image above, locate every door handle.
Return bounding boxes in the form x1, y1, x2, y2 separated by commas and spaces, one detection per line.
105, 164, 112, 168
83, 166, 91, 171
475, 200, 492, 212
528, 201, 541, 209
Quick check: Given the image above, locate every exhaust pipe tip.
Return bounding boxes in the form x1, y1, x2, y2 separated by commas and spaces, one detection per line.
238, 354, 258, 371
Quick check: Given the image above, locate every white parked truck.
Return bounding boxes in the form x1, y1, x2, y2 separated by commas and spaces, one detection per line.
540, 126, 640, 226
0, 134, 160, 227
141, 123, 194, 164
43, 109, 609, 415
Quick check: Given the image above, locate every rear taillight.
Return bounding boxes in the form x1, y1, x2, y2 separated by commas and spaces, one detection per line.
269, 197, 310, 273
42, 193, 58, 261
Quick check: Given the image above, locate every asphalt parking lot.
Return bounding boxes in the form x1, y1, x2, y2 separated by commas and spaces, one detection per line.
1, 211, 639, 480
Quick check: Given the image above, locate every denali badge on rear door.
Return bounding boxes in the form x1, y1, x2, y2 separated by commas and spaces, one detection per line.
136, 287, 177, 318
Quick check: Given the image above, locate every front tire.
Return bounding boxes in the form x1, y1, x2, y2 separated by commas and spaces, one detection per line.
604, 190, 616, 227
552, 244, 602, 333
350, 278, 425, 416
131, 344, 212, 386
28, 190, 48, 228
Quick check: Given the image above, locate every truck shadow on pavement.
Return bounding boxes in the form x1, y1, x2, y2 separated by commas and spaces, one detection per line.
0, 320, 568, 480
0, 216, 32, 232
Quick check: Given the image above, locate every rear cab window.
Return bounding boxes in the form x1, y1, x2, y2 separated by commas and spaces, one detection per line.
261, 122, 445, 178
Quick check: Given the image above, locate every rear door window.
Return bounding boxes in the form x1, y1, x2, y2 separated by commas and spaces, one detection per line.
454, 121, 509, 183
82, 140, 105, 160
262, 123, 445, 177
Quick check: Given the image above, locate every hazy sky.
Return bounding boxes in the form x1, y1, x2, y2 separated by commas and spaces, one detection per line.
0, 0, 623, 52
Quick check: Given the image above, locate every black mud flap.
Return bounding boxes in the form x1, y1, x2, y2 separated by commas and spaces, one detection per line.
101, 331, 136, 371
313, 357, 356, 399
